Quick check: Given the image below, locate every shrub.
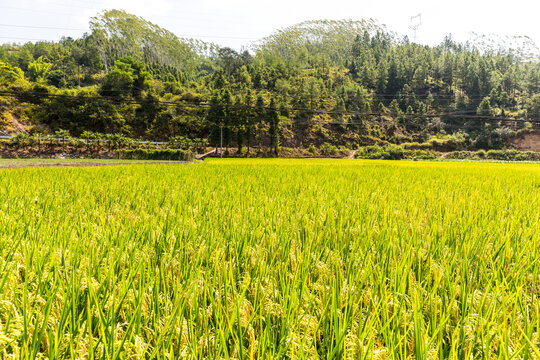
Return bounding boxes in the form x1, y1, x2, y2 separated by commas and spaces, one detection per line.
357, 145, 439, 160
118, 149, 193, 161
384, 144, 405, 160
485, 150, 540, 161
446, 150, 540, 161
356, 145, 385, 159
356, 145, 405, 160
407, 150, 437, 160
401, 142, 432, 150
319, 142, 337, 156
0, 111, 9, 126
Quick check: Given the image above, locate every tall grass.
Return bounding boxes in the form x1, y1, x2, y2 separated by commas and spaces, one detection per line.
0, 159, 539, 359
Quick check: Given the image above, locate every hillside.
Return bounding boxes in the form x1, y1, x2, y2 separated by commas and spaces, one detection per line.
1, 10, 540, 155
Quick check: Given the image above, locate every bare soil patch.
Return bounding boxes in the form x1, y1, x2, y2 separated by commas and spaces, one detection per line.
0, 114, 29, 136
510, 131, 540, 152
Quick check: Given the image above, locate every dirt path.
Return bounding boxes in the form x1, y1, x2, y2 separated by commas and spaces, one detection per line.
195, 149, 217, 160
0, 161, 188, 169
347, 150, 357, 159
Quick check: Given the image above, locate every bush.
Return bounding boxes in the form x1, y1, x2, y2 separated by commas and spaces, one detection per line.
119, 149, 193, 161
446, 149, 540, 161
319, 142, 337, 156
356, 145, 385, 159
356, 145, 400, 160
407, 150, 437, 160
385, 144, 405, 160
0, 111, 10, 126
485, 150, 540, 161
401, 142, 432, 150
357, 145, 438, 160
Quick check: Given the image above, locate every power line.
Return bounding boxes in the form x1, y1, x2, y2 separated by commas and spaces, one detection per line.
1, 89, 539, 125
0, 36, 54, 42
0, 24, 257, 43
0, 23, 88, 31
0, 6, 260, 42
0, 6, 75, 17
43, 0, 278, 28
177, 34, 257, 41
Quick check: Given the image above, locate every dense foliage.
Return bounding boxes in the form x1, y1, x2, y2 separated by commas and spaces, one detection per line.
1, 10, 539, 152
118, 148, 193, 161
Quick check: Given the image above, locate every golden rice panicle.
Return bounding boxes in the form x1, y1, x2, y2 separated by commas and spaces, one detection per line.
0, 159, 537, 359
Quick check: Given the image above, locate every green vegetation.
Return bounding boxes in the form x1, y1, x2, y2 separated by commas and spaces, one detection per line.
356, 144, 437, 160
0, 11, 539, 153
356, 145, 540, 161
0, 159, 539, 358
118, 148, 193, 161
445, 149, 540, 161
0, 130, 202, 160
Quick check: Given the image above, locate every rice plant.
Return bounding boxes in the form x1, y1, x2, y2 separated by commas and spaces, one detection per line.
0, 159, 539, 359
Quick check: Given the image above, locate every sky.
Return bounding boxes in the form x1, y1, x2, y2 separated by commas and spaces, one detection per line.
0, 0, 539, 50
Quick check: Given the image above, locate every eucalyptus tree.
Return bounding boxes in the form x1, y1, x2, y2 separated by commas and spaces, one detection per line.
90, 9, 208, 79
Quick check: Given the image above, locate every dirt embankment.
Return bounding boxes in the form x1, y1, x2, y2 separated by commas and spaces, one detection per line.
0, 114, 30, 136
0, 146, 117, 159
0, 161, 183, 169
510, 131, 540, 152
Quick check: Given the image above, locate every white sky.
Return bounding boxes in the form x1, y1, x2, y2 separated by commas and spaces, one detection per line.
0, 0, 539, 50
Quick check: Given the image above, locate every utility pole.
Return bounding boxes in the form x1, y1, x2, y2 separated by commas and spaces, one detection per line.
220, 125, 223, 158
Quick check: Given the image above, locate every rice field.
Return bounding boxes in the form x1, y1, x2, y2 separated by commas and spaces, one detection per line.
0, 159, 539, 359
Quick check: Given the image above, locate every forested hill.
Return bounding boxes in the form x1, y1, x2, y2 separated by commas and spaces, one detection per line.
1, 9, 539, 153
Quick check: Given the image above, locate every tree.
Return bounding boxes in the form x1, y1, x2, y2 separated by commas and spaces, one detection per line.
304, 78, 322, 110
376, 60, 388, 93
99, 62, 134, 97
99, 57, 151, 98
237, 65, 252, 88
275, 78, 291, 103
90, 9, 200, 77
0, 62, 25, 84
526, 94, 540, 119
28, 57, 53, 83
477, 97, 494, 116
